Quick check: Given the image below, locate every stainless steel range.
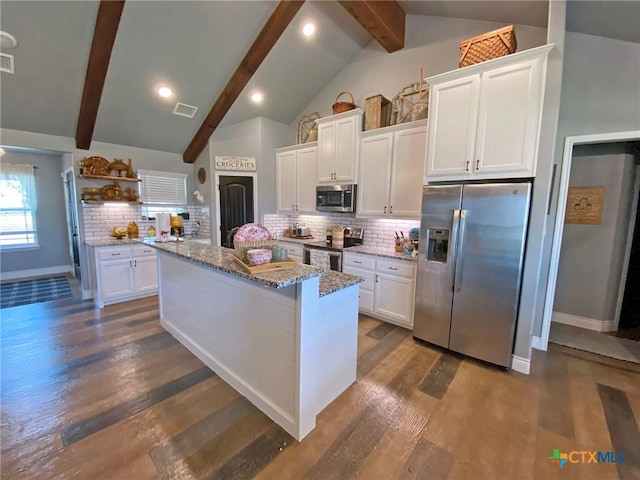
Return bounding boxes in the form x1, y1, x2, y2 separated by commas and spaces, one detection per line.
303, 227, 364, 271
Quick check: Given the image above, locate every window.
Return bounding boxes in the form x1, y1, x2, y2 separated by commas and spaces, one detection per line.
0, 163, 38, 247
138, 169, 187, 218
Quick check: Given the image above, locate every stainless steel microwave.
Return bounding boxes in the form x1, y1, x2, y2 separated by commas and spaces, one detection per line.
316, 184, 357, 213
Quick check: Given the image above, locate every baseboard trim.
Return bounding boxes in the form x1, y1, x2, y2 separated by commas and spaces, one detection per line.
1, 265, 72, 281
552, 311, 616, 332
82, 289, 93, 300
531, 335, 545, 351
511, 355, 530, 375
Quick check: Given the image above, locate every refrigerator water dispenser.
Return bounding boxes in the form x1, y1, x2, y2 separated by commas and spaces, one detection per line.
426, 228, 449, 263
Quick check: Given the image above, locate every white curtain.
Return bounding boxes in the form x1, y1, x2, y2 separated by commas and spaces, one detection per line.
0, 163, 37, 209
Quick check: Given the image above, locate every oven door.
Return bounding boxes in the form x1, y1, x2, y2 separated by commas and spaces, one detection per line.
303, 247, 342, 271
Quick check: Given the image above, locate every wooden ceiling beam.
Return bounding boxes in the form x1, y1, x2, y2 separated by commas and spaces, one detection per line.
76, 0, 125, 150
338, 0, 405, 53
183, 0, 305, 164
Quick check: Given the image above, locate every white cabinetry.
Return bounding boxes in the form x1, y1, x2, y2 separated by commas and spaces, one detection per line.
343, 252, 416, 329
425, 45, 552, 182
316, 109, 363, 184
276, 143, 318, 213
280, 242, 303, 263
358, 121, 427, 218
93, 244, 158, 307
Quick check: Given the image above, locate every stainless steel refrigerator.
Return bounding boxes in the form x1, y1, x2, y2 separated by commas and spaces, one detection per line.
413, 182, 532, 368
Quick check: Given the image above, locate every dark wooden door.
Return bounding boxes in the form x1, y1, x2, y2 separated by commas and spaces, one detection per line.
619, 194, 640, 329
219, 176, 254, 248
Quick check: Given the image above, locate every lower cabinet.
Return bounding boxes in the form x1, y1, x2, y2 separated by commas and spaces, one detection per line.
92, 244, 158, 307
281, 242, 303, 263
343, 252, 416, 329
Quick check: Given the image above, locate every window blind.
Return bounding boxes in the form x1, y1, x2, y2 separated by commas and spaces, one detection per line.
138, 169, 187, 205
0, 163, 38, 247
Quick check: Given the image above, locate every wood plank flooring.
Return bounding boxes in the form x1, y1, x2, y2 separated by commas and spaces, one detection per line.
1, 295, 639, 479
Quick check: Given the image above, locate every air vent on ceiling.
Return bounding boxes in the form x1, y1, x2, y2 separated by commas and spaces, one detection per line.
0, 53, 14, 74
172, 102, 198, 118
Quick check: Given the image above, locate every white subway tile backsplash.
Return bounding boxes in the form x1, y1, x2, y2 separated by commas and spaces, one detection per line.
262, 213, 419, 250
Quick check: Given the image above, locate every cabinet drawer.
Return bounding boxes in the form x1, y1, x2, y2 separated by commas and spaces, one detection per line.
375, 259, 416, 278
358, 289, 374, 312
97, 246, 131, 261
132, 245, 157, 257
343, 266, 375, 291
343, 253, 375, 270
282, 243, 303, 257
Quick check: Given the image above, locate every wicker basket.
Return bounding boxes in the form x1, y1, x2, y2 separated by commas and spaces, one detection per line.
459, 25, 517, 68
332, 91, 356, 115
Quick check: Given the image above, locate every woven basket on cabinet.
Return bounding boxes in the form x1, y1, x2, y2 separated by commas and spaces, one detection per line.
459, 25, 517, 68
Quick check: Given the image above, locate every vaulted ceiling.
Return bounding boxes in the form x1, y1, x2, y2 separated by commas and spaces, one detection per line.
1, 1, 638, 162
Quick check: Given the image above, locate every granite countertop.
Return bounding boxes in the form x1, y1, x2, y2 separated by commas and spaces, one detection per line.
141, 239, 365, 295
344, 245, 418, 262
319, 271, 363, 297
85, 238, 143, 247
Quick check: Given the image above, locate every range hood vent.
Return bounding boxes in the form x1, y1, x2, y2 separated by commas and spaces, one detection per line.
172, 102, 198, 118
0, 53, 14, 74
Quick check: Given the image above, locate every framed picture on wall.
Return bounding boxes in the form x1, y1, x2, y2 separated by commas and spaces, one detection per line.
564, 186, 605, 225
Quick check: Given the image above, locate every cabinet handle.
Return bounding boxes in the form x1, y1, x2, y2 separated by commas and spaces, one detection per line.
466, 161, 470, 172
129, 260, 132, 268
388, 267, 398, 271
376, 274, 379, 283
390, 206, 393, 214
384, 206, 387, 214
476, 159, 480, 170
354, 260, 362, 264
111, 253, 121, 256
134, 260, 137, 267
292, 204, 295, 211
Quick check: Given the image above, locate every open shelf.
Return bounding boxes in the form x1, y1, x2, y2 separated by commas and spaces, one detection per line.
78, 174, 140, 182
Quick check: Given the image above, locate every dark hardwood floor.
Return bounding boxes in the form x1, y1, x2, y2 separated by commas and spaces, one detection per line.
1, 296, 639, 479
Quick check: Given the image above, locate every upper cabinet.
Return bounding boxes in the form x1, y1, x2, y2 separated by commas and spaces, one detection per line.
316, 109, 363, 184
357, 121, 427, 219
276, 143, 318, 214
425, 45, 553, 182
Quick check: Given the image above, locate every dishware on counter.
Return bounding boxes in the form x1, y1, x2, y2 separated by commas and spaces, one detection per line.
234, 223, 272, 242
271, 245, 289, 262
110, 227, 127, 239
246, 248, 272, 266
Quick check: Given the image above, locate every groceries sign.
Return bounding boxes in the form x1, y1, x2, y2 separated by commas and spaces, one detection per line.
215, 156, 256, 171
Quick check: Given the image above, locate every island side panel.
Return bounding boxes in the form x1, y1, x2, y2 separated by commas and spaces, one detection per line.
298, 283, 358, 425
157, 252, 298, 434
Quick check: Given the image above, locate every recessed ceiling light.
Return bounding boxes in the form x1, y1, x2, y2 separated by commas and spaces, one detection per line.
251, 92, 263, 103
302, 22, 316, 37
157, 86, 172, 98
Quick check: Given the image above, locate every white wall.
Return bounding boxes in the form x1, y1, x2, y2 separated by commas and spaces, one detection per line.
0, 150, 70, 274
553, 152, 636, 323
532, 32, 640, 338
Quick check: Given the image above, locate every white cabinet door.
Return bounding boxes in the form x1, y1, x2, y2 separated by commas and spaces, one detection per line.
426, 75, 480, 180
334, 115, 359, 183
317, 122, 335, 183
133, 255, 158, 294
358, 133, 392, 216
296, 146, 318, 213
374, 273, 415, 328
475, 58, 541, 176
100, 259, 133, 301
389, 126, 427, 218
277, 150, 296, 213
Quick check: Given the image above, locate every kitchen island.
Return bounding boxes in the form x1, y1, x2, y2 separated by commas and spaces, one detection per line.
143, 239, 362, 441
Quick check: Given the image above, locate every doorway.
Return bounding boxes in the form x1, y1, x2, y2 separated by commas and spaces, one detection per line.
542, 130, 640, 361
216, 174, 256, 248
618, 185, 640, 338
62, 168, 81, 278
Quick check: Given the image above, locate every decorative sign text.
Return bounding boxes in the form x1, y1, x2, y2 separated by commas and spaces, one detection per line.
215, 156, 256, 171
